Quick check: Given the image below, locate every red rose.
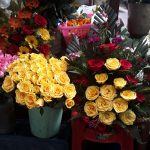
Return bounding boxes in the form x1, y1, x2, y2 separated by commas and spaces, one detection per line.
99, 43, 118, 54
39, 44, 50, 57
10, 33, 24, 43
34, 15, 47, 27
22, 25, 33, 35
74, 94, 82, 105
73, 75, 89, 86
137, 93, 145, 103
88, 59, 104, 72
120, 59, 132, 70
126, 75, 138, 85
7, 44, 19, 55
146, 72, 150, 81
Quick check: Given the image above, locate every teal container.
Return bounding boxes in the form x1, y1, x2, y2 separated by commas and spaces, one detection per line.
28, 106, 63, 138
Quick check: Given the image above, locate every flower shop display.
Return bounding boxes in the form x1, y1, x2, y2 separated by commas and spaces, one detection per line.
66, 5, 150, 142
0, 52, 17, 133
0, 0, 53, 58
2, 53, 76, 138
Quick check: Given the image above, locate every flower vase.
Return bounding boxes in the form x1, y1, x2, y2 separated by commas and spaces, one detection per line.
0, 96, 15, 133
128, 3, 150, 38
28, 106, 63, 138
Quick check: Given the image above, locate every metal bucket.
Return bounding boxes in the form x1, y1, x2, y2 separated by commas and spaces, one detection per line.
128, 3, 150, 38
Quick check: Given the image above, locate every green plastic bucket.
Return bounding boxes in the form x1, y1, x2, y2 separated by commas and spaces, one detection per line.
28, 106, 63, 138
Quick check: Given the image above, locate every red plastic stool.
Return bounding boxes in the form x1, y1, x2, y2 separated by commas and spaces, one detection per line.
72, 118, 134, 150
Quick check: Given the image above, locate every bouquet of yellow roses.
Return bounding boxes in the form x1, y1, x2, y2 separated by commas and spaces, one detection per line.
2, 53, 76, 109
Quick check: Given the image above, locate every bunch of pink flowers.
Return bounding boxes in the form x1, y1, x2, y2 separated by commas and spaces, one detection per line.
0, 51, 17, 77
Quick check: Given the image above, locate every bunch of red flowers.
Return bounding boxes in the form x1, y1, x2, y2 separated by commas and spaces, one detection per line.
0, 0, 53, 58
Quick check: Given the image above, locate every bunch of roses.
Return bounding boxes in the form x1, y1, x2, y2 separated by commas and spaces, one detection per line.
0, 51, 17, 78
2, 53, 76, 109
80, 58, 138, 126
0, 0, 52, 58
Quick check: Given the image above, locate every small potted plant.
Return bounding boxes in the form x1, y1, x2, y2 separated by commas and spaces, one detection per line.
128, 0, 150, 37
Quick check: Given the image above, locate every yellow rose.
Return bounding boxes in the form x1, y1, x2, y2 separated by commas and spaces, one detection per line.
18, 71, 29, 80
30, 53, 45, 59
50, 84, 63, 98
31, 74, 39, 84
100, 85, 117, 100
65, 99, 75, 109
64, 84, 76, 99
105, 58, 121, 70
49, 57, 67, 72
7, 62, 17, 72
99, 111, 116, 125
95, 96, 113, 112
40, 82, 51, 96
85, 86, 100, 101
37, 67, 47, 75
114, 78, 127, 89
47, 71, 54, 81
54, 72, 70, 85
35, 98, 44, 107
2, 76, 15, 92
38, 75, 49, 85
113, 97, 128, 113
49, 57, 59, 65
15, 90, 26, 105
84, 102, 98, 117
17, 80, 33, 93
31, 86, 40, 94
24, 93, 37, 109
60, 57, 68, 72
11, 64, 23, 72
95, 73, 108, 84
30, 63, 39, 73
119, 109, 136, 125
43, 95, 52, 102
120, 90, 137, 101
9, 72, 19, 82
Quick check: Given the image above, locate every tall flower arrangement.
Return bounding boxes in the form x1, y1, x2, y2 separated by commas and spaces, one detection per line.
0, 0, 53, 58
66, 5, 150, 141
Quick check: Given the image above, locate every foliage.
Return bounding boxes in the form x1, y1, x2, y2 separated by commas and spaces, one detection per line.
66, 5, 150, 142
